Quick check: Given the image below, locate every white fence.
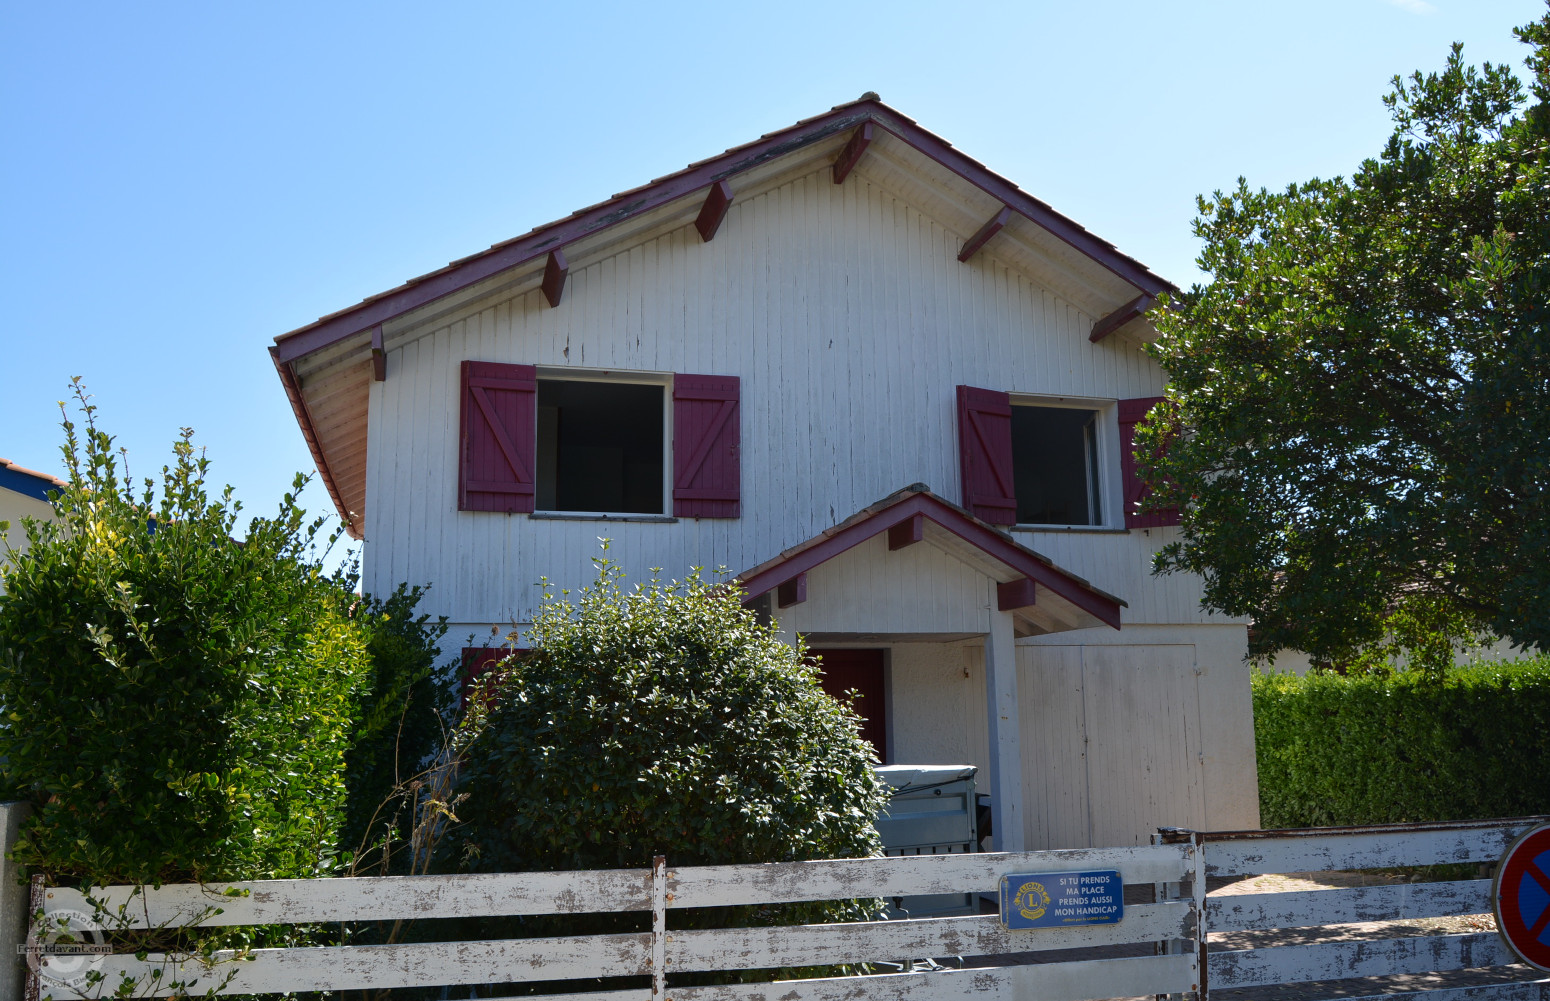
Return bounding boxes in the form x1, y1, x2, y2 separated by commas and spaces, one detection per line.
27, 817, 1550, 1001
1164, 817, 1550, 1001
36, 845, 1198, 1001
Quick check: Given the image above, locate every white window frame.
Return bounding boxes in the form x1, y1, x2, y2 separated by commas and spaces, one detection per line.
531, 367, 674, 519
1006, 394, 1119, 530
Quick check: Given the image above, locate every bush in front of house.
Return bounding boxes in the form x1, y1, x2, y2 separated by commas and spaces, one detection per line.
0, 384, 372, 885
1253, 656, 1550, 828
452, 553, 888, 922
341, 582, 456, 872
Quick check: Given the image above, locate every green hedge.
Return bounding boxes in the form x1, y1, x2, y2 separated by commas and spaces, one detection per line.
1254, 657, 1550, 828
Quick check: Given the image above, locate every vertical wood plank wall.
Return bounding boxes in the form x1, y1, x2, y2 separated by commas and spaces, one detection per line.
1018, 644, 1209, 849
363, 163, 1228, 631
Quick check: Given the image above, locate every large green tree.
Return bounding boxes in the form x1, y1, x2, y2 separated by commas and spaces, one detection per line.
1143, 6, 1550, 673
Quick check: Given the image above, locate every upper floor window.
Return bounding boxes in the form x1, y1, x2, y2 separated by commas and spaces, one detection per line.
458, 361, 741, 519
957, 385, 1178, 529
536, 379, 664, 514
1010, 405, 1102, 526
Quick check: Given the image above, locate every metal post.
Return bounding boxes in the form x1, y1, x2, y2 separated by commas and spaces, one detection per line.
20, 877, 41, 1001
1155, 827, 1199, 1001
1191, 829, 1208, 1001
651, 855, 667, 1001
0, 804, 33, 1001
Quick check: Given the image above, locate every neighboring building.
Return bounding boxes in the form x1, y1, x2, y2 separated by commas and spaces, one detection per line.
270, 97, 1261, 850
0, 457, 63, 568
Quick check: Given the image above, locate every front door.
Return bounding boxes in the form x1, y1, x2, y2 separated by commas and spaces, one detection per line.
809, 648, 887, 763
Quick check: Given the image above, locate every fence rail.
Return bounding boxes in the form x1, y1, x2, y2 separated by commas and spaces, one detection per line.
28, 817, 1550, 1001
1174, 816, 1550, 1000
37, 844, 1198, 1000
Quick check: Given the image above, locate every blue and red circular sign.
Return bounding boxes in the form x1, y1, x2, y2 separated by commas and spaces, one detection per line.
1496, 824, 1550, 971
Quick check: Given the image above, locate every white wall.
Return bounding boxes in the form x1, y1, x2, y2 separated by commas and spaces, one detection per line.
0, 489, 55, 576
363, 162, 1235, 633
879, 625, 1258, 850
888, 642, 991, 776
1257, 635, 1531, 676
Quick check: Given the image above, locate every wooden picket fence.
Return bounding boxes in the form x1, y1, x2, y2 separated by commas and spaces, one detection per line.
30, 817, 1550, 1001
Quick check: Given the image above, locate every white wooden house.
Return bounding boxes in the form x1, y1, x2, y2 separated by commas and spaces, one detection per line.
270, 97, 1261, 851
0, 457, 62, 573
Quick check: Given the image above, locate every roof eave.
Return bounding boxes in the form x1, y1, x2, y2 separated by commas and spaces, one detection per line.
269, 347, 362, 540
737, 487, 1123, 631
273, 98, 1173, 369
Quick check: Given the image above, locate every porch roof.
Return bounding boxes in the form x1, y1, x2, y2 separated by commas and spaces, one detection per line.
737, 485, 1124, 634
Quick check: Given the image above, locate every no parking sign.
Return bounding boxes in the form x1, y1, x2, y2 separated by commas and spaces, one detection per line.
1495, 824, 1550, 971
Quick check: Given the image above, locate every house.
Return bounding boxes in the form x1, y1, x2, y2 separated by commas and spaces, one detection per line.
270, 96, 1261, 850
0, 457, 63, 569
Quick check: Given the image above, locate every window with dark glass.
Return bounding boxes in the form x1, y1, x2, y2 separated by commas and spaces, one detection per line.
1010, 406, 1102, 526
535, 380, 663, 513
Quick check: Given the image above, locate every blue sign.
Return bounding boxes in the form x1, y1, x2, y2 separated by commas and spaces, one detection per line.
998, 869, 1123, 929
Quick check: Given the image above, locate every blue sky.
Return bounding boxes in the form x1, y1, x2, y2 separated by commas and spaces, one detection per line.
1, 0, 1539, 571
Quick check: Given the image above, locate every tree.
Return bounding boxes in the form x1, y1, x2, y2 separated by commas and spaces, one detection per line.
1143, 6, 1550, 674
0, 383, 371, 884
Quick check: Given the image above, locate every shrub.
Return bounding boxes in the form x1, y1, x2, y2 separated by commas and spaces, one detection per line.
0, 385, 371, 885
1254, 657, 1550, 828
341, 584, 454, 872
452, 553, 887, 914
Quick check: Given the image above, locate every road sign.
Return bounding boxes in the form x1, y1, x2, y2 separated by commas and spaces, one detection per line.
999, 869, 1123, 930
1495, 823, 1550, 971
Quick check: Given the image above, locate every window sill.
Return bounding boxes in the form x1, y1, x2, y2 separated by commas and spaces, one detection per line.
1010, 524, 1129, 535
529, 511, 678, 523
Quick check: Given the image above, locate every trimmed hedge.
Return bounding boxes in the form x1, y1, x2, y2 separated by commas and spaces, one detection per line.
1254, 657, 1550, 828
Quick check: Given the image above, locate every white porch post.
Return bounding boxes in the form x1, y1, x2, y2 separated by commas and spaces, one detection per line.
983, 580, 1025, 851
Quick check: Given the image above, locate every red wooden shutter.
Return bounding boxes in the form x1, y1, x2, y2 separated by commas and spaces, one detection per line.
459, 361, 537, 513
460, 646, 527, 709
1119, 396, 1181, 528
956, 385, 1016, 525
673, 374, 740, 518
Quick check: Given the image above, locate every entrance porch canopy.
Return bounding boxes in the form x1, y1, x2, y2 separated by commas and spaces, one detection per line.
736, 485, 1124, 635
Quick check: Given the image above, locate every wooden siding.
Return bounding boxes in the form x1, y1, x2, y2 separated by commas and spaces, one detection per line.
1018, 643, 1208, 849
363, 161, 1220, 630
774, 533, 993, 637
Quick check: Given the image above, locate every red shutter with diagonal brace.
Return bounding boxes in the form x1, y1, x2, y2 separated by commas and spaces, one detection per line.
956, 385, 1017, 525
459, 361, 537, 513
1119, 396, 1181, 528
673, 374, 740, 518
460, 646, 529, 709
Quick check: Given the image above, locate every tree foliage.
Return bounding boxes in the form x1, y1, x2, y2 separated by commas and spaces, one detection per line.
0, 384, 370, 885
1144, 7, 1550, 672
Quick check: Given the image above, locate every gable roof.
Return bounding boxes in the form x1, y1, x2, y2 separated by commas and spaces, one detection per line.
738, 485, 1124, 634
271, 96, 1176, 535
0, 457, 65, 503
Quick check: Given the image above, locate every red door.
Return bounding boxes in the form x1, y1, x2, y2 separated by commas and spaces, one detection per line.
810, 648, 887, 763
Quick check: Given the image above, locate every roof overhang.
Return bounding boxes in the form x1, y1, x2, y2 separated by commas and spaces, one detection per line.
273, 98, 1171, 367
0, 457, 65, 503
738, 486, 1124, 635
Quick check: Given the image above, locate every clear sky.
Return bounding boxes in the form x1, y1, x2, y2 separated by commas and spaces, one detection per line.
1, 0, 1540, 572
